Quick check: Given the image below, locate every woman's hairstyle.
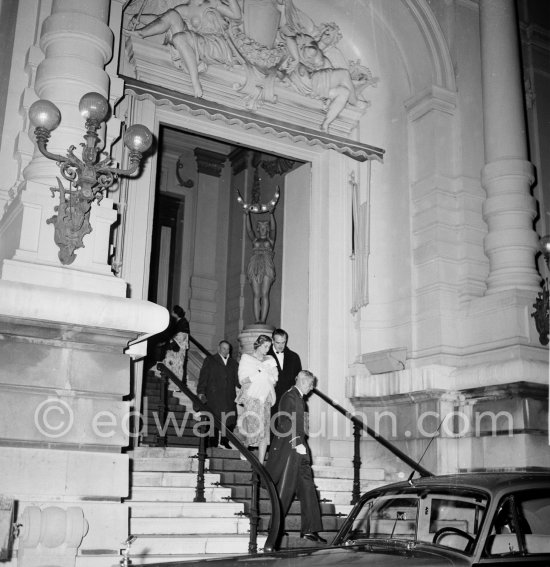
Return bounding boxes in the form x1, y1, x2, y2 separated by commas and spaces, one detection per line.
253, 334, 272, 350
173, 305, 185, 318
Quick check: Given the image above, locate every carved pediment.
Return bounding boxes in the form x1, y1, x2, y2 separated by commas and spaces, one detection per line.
120, 0, 381, 150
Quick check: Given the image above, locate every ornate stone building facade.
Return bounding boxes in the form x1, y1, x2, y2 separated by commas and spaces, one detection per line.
0, 0, 548, 565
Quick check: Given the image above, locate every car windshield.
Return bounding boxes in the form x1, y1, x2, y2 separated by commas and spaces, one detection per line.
341, 489, 488, 555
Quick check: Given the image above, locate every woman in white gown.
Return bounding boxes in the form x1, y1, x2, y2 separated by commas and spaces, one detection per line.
236, 334, 278, 463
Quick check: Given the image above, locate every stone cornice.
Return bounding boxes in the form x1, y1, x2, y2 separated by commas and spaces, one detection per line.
228, 147, 250, 176
350, 381, 547, 407
123, 77, 385, 163
194, 148, 227, 177
0, 279, 169, 337
460, 380, 548, 401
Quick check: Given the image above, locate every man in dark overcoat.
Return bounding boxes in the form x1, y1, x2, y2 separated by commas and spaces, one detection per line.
197, 340, 239, 448
265, 370, 326, 544
268, 328, 302, 415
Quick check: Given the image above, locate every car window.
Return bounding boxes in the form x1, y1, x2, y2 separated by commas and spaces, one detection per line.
417, 495, 485, 552
344, 489, 487, 555
350, 496, 419, 541
484, 492, 550, 557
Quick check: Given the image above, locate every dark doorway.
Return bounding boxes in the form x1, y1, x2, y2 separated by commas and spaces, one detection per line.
148, 193, 184, 308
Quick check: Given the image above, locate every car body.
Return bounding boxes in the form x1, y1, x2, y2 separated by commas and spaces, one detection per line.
143, 471, 550, 566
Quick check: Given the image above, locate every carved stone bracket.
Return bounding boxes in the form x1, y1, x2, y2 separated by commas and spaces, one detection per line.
17, 506, 88, 567
194, 148, 227, 178
124, 77, 384, 163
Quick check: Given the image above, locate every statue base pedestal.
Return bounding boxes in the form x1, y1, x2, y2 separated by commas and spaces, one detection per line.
238, 324, 275, 355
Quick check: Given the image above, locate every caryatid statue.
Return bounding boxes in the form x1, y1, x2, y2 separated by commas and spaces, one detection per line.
237, 188, 280, 324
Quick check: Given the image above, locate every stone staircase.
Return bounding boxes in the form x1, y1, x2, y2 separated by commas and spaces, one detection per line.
127, 446, 266, 564
129, 363, 390, 562
125, 444, 389, 563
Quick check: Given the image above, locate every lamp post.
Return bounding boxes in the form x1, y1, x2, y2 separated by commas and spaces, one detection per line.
531, 235, 550, 346
28, 92, 153, 265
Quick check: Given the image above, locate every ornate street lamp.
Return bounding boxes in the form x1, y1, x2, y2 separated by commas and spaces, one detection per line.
532, 234, 550, 346
28, 92, 153, 265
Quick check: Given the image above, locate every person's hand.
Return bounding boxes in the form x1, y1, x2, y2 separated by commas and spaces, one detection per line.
263, 357, 277, 368
198, 394, 207, 403
295, 444, 306, 455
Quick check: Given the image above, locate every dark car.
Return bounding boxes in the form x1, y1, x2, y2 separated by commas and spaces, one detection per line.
144, 471, 550, 566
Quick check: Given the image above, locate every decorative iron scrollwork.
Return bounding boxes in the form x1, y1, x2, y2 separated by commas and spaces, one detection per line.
532, 279, 549, 346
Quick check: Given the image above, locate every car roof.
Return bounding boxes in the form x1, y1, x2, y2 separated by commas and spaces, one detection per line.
368, 471, 550, 495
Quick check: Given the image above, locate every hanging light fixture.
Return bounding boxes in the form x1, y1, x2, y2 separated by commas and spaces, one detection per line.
28, 91, 153, 265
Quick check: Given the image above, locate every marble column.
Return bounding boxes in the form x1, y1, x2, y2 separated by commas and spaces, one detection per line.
189, 148, 228, 350
480, 0, 540, 293
226, 149, 250, 344
0, 0, 125, 296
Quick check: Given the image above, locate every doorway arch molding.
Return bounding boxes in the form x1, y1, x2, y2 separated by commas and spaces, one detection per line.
402, 0, 456, 92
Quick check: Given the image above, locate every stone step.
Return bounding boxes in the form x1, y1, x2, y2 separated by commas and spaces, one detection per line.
130, 486, 232, 502
257, 514, 344, 533
318, 484, 384, 504
215, 470, 253, 485
141, 435, 199, 448
124, 554, 229, 566
129, 534, 266, 556
208, 457, 253, 472
131, 447, 199, 459
133, 471, 221, 487
255, 500, 342, 516
312, 465, 386, 481
132, 457, 199, 472
164, 435, 201, 446
313, 477, 359, 492
143, 415, 195, 426
130, 516, 250, 535
130, 501, 244, 518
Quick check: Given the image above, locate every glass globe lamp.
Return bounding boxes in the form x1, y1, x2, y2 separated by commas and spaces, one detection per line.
124, 124, 153, 153
28, 99, 62, 132
539, 234, 550, 261
79, 92, 109, 123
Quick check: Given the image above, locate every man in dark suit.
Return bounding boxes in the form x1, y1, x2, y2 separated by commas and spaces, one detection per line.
197, 340, 239, 449
268, 328, 302, 415
265, 370, 326, 544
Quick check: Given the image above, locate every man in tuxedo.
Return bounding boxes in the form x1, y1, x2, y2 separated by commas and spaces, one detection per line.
197, 340, 239, 448
268, 328, 302, 415
265, 370, 326, 544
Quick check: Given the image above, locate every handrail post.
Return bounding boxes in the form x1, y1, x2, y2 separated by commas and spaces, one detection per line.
194, 415, 208, 503
351, 421, 362, 504
312, 387, 432, 478
157, 372, 168, 447
248, 472, 260, 553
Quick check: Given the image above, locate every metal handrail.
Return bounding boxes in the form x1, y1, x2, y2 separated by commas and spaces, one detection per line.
157, 362, 282, 552
189, 334, 211, 358
313, 387, 432, 479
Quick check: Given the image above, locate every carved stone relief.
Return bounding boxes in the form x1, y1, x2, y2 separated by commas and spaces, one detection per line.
121, 0, 378, 135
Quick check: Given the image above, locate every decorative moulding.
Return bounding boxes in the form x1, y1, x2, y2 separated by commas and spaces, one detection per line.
360, 346, 408, 374
122, 36, 368, 136
123, 77, 385, 164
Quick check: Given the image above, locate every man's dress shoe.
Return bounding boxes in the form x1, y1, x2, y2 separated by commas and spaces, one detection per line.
301, 532, 327, 543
